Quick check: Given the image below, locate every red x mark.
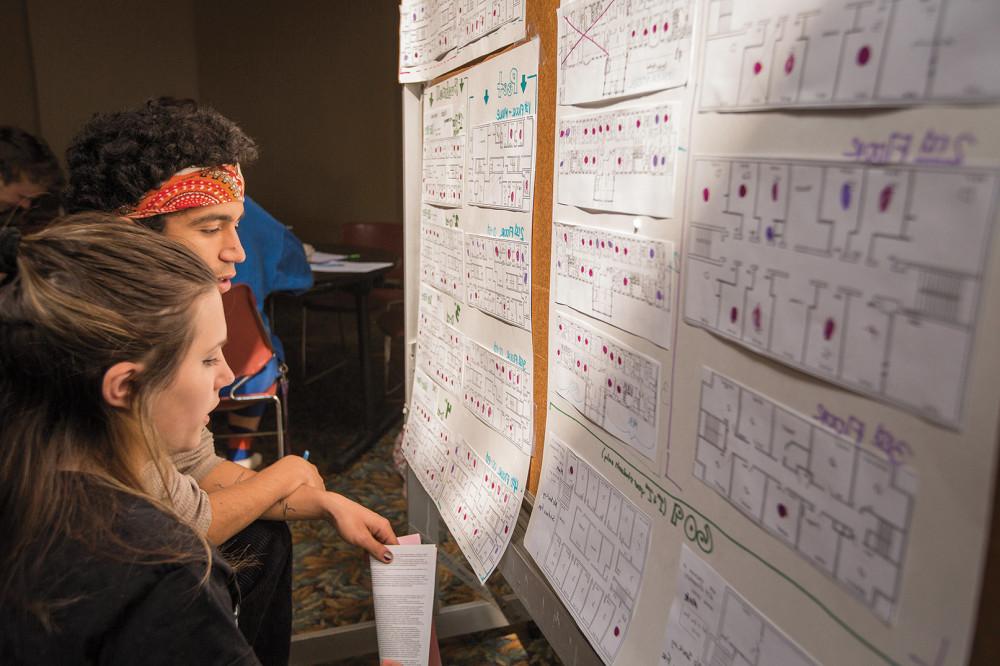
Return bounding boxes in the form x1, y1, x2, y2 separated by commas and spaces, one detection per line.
561, 0, 618, 65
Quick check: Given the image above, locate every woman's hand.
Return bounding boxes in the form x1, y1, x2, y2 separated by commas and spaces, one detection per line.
324, 493, 399, 562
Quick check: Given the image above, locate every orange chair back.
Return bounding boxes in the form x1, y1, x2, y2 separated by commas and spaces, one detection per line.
340, 222, 404, 281
220, 284, 274, 379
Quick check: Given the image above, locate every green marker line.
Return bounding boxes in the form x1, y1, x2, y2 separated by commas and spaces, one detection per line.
548, 401, 898, 666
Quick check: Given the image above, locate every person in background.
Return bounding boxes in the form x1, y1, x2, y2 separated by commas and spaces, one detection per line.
0, 126, 64, 235
226, 196, 313, 469
66, 98, 397, 665
0, 215, 258, 664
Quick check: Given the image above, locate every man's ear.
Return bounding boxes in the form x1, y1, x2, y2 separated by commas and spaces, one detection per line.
102, 361, 143, 408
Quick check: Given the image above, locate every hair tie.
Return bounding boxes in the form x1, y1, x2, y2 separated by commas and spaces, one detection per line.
0, 228, 21, 276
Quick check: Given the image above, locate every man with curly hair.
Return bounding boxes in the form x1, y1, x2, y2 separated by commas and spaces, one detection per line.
66, 98, 398, 665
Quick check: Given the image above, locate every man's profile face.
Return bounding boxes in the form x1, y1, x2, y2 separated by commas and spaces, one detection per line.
160, 200, 246, 294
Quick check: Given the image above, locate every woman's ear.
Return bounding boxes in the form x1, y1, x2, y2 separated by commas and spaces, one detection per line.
102, 361, 143, 408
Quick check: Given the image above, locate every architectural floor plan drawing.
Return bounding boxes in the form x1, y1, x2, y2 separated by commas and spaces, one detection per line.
438, 435, 524, 582
558, 0, 694, 104
525, 434, 652, 666
457, 0, 524, 48
402, 369, 525, 582
699, 0, 1000, 110
684, 157, 998, 427
553, 312, 661, 460
694, 368, 917, 623
399, 0, 455, 77
416, 284, 464, 394
402, 369, 457, 504
462, 338, 533, 455
554, 222, 673, 348
465, 232, 531, 329
420, 205, 465, 301
466, 116, 536, 211
422, 76, 467, 207
557, 101, 679, 217
660, 546, 817, 666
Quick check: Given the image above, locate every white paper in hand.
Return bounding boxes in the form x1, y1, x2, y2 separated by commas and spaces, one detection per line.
370, 544, 437, 666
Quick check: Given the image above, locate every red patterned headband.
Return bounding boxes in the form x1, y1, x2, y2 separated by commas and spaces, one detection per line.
122, 164, 245, 219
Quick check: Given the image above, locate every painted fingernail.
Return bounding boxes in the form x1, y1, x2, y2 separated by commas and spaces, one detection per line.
383, 552, 393, 563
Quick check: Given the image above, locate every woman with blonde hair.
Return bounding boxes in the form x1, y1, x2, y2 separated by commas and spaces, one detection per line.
0, 213, 266, 663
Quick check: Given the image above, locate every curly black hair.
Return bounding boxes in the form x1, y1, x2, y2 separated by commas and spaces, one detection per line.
66, 98, 258, 220
0, 126, 64, 190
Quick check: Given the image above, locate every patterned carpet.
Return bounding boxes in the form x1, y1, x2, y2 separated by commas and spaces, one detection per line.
231, 296, 562, 664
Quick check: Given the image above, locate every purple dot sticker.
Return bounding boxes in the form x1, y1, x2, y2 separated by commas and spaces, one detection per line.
730, 306, 739, 323
738, 183, 747, 198
777, 503, 788, 518
649, 248, 655, 258
613, 626, 621, 637
857, 45, 872, 66
771, 180, 779, 202
824, 317, 836, 341
785, 52, 795, 75
765, 226, 774, 241
879, 185, 894, 213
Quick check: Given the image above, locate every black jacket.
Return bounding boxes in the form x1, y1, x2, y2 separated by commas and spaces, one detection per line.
1, 484, 260, 665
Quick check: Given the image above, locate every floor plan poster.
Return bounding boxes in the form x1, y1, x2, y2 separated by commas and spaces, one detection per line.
420, 205, 465, 300
422, 74, 468, 208
462, 337, 533, 455
399, 0, 526, 83
553, 312, 661, 460
464, 232, 531, 329
558, 102, 680, 217
557, 0, 694, 105
683, 157, 999, 428
465, 40, 539, 213
415, 283, 464, 394
699, 0, 1000, 111
554, 222, 673, 348
660, 546, 817, 666
525, 434, 652, 666
402, 369, 526, 582
694, 368, 917, 623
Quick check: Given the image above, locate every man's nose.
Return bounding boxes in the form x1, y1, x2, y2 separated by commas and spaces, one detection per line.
221, 229, 246, 264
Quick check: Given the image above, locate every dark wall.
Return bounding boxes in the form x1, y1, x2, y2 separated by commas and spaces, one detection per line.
195, 0, 404, 244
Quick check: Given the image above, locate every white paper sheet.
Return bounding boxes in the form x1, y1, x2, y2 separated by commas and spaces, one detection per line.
371, 544, 437, 666
422, 74, 468, 208
683, 157, 999, 428
401, 368, 526, 582
558, 101, 680, 217
464, 232, 531, 329
554, 221, 673, 348
461, 336, 533, 455
553, 311, 661, 460
525, 433, 652, 666
310, 261, 394, 273
660, 545, 817, 666
307, 251, 346, 264
557, 0, 695, 105
420, 205, 465, 300
398, 0, 526, 83
699, 0, 1000, 111
695, 367, 917, 624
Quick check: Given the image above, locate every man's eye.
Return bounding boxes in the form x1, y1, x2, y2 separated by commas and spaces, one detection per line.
201, 227, 222, 235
